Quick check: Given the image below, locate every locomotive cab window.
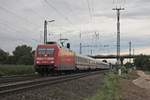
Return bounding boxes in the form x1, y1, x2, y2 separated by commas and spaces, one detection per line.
47, 48, 54, 55
38, 48, 54, 56
38, 48, 46, 55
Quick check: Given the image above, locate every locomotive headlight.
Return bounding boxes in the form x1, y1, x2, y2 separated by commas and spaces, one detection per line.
36, 57, 42, 60
47, 57, 54, 60
50, 61, 54, 63
36, 61, 40, 64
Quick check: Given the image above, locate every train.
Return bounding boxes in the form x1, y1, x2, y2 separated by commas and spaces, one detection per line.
34, 42, 109, 75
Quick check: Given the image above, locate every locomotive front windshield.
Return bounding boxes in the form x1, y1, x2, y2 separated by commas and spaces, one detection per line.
38, 48, 54, 56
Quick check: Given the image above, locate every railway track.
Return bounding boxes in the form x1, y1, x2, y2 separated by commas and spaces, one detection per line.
0, 70, 107, 95
0, 74, 39, 84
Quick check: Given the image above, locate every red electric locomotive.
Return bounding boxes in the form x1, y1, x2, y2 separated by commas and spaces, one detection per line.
34, 42, 76, 75
34, 42, 110, 75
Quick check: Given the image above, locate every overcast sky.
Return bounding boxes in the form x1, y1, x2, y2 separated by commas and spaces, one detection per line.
0, 0, 150, 55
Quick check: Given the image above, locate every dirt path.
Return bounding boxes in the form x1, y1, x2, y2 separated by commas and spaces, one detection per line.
120, 71, 150, 100
133, 70, 150, 89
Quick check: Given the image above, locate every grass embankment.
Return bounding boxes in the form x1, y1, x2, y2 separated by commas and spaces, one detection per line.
0, 65, 35, 76
87, 72, 121, 100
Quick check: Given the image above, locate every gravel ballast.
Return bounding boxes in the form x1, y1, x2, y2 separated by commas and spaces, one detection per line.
0, 73, 105, 100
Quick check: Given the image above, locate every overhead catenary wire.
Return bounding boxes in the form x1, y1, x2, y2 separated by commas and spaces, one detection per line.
90, 0, 95, 15
44, 0, 74, 26
0, 6, 41, 28
0, 22, 23, 34
0, 0, 134, 55
0, 5, 42, 36
0, 25, 39, 44
0, 20, 40, 39
0, 3, 53, 44
86, 0, 92, 20
0, 19, 38, 35
58, 0, 73, 13
113, 0, 126, 7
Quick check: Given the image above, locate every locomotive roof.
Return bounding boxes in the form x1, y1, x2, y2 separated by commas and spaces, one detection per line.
37, 43, 60, 48
76, 53, 109, 65
76, 54, 96, 61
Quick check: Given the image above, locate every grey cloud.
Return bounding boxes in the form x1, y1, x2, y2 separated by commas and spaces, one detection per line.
0, 0, 150, 54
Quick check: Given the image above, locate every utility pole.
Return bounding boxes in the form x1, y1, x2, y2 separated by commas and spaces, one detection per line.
44, 20, 55, 44
113, 8, 124, 67
90, 49, 93, 55
79, 33, 82, 54
80, 43, 82, 54
129, 41, 131, 62
44, 20, 47, 44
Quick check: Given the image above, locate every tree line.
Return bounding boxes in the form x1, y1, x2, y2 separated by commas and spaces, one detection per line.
134, 54, 150, 71
0, 44, 150, 71
124, 54, 150, 71
0, 45, 34, 65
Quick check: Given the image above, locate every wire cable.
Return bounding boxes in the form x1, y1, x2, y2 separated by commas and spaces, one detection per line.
86, 0, 92, 20
0, 6, 40, 28
44, 0, 73, 26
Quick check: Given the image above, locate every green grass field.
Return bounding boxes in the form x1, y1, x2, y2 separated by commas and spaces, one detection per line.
0, 65, 35, 76
87, 72, 121, 100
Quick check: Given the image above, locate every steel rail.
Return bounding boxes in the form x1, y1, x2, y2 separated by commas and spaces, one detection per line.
0, 74, 39, 85
0, 74, 37, 78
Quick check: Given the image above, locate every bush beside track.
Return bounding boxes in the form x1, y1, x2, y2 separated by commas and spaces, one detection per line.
0, 65, 35, 76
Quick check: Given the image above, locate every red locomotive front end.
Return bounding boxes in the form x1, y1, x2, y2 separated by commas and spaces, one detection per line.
35, 45, 55, 65
34, 42, 76, 75
34, 42, 59, 75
